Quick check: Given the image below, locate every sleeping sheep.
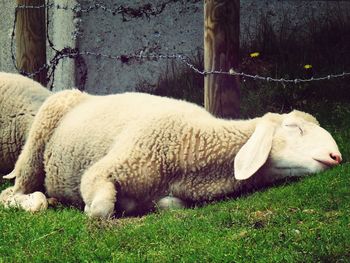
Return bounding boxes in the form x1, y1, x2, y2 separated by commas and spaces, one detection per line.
0, 90, 342, 218
0, 72, 51, 174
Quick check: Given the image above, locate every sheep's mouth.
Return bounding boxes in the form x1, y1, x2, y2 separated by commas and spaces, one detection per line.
313, 158, 335, 168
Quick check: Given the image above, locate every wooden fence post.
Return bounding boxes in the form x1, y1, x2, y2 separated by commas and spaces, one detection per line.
16, 0, 47, 86
204, 0, 240, 118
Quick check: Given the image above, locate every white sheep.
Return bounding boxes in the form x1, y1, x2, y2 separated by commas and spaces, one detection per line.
0, 72, 51, 175
0, 90, 342, 218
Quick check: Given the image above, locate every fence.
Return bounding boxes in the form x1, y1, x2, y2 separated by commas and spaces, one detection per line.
8, 1, 350, 91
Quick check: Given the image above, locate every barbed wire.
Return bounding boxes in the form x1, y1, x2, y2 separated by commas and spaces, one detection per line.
9, 2, 350, 90
17, 1, 202, 20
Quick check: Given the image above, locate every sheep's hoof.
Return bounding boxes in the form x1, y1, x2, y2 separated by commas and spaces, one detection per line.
87, 199, 114, 219
0, 189, 48, 212
0, 187, 15, 205
19, 192, 48, 212
157, 196, 186, 210
3, 171, 16, 179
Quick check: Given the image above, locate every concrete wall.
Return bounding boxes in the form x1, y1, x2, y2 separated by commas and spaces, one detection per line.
1, 1, 349, 94
75, 0, 203, 94
0, 0, 17, 73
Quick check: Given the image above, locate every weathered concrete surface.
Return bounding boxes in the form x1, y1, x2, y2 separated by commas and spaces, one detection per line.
0, 0, 17, 73
76, 0, 203, 94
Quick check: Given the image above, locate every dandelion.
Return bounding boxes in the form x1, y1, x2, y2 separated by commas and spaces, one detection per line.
250, 52, 260, 58
304, 64, 312, 69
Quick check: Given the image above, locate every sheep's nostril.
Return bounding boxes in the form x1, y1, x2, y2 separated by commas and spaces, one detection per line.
330, 153, 342, 164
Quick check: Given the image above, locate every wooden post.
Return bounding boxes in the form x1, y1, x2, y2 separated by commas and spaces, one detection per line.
204, 0, 240, 118
16, 0, 47, 86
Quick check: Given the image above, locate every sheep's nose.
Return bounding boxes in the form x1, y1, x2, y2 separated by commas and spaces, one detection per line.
330, 152, 342, 164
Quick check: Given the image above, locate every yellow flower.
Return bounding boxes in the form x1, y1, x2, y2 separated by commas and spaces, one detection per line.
250, 52, 260, 58
304, 64, 313, 69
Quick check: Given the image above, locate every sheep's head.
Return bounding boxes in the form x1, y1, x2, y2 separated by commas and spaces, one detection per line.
234, 110, 342, 180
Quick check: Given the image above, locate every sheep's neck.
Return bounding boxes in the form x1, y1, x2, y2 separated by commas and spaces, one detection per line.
176, 117, 259, 173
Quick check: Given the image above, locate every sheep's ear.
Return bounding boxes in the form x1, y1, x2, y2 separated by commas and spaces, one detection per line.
234, 121, 275, 180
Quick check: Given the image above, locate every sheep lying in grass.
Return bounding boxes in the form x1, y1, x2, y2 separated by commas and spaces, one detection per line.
0, 90, 342, 217
0, 72, 51, 175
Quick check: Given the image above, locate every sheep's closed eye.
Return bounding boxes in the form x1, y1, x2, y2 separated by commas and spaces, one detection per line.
285, 124, 304, 135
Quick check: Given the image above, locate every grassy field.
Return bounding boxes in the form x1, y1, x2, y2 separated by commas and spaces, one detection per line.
0, 103, 349, 262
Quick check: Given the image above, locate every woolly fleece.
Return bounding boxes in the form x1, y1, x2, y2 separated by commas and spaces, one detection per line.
1, 90, 341, 217
0, 72, 51, 173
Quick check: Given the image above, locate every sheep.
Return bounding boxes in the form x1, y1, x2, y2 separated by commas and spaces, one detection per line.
0, 72, 51, 175
0, 90, 342, 218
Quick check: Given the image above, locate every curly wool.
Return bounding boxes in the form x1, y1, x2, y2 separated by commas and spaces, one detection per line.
0, 72, 51, 173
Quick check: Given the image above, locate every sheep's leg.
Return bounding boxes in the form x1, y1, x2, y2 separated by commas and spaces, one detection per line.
0, 90, 85, 212
81, 127, 181, 218
0, 148, 50, 212
80, 130, 139, 219
81, 159, 117, 219
0, 113, 51, 211
81, 167, 186, 217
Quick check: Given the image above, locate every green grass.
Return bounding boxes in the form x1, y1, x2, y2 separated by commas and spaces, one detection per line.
0, 105, 349, 262
0, 165, 349, 262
